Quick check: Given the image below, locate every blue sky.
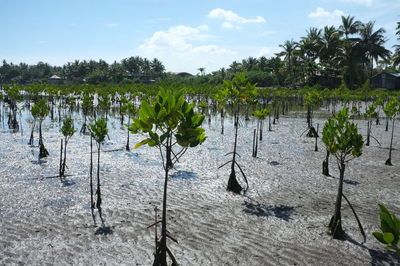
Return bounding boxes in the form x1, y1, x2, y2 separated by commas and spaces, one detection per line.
1, 0, 399, 74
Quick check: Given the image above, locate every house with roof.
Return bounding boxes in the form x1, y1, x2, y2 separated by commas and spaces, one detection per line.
371, 72, 400, 90
49, 74, 63, 84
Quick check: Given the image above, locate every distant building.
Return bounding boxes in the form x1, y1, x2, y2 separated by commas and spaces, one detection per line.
371, 72, 400, 90
170, 72, 193, 78
49, 74, 63, 84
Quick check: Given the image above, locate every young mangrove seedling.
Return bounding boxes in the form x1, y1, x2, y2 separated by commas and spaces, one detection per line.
322, 107, 365, 241
383, 98, 399, 166
89, 118, 108, 223
304, 90, 322, 137
121, 101, 136, 151
31, 99, 50, 159
252, 108, 270, 157
80, 93, 93, 134
219, 73, 253, 194
130, 88, 206, 266
364, 103, 380, 147
59, 117, 75, 179
372, 203, 400, 256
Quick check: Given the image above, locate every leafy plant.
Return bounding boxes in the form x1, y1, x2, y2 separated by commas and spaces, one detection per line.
304, 90, 322, 137
364, 103, 379, 146
130, 88, 206, 266
322, 107, 365, 240
372, 204, 400, 255
31, 99, 50, 159
121, 101, 136, 151
219, 73, 254, 194
89, 118, 108, 221
59, 117, 75, 179
80, 93, 93, 134
383, 98, 399, 165
252, 108, 270, 157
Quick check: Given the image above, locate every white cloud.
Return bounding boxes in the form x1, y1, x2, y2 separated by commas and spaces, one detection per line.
197, 24, 209, 31
208, 8, 265, 29
308, 7, 346, 26
340, 0, 373, 6
138, 25, 236, 73
222, 22, 242, 30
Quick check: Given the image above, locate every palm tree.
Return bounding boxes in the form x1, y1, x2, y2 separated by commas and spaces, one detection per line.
276, 40, 298, 83
339, 15, 361, 39
358, 21, 391, 77
318, 26, 341, 76
393, 22, 400, 66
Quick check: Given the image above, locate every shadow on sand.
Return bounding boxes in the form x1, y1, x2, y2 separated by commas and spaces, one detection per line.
342, 233, 399, 265
243, 200, 296, 222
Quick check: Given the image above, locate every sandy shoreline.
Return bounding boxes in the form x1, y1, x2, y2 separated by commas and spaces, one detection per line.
0, 109, 399, 265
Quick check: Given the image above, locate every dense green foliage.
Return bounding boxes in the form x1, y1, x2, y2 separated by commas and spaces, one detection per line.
373, 204, 400, 255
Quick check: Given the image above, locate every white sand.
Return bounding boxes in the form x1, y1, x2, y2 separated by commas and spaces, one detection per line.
0, 109, 399, 265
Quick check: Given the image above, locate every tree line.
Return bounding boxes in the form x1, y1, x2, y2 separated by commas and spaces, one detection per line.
0, 56, 165, 84
1, 17, 399, 89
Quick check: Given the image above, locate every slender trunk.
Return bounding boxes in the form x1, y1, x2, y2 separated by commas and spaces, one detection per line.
385, 117, 389, 132
220, 109, 224, 135
90, 136, 94, 209
268, 115, 272, 131
62, 138, 68, 175
386, 118, 395, 166
259, 120, 263, 141
366, 121, 371, 146
158, 134, 171, 266
96, 144, 101, 210
314, 124, 319, 152
252, 129, 256, 158
329, 161, 345, 239
227, 112, 242, 193
322, 150, 330, 176
59, 139, 63, 179
28, 120, 35, 145
126, 114, 130, 151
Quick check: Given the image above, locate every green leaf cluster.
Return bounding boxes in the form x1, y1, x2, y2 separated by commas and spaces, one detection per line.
252, 108, 270, 120
82, 94, 93, 115
130, 88, 206, 149
304, 91, 323, 106
31, 99, 49, 119
90, 119, 108, 144
322, 107, 363, 159
383, 98, 400, 119
364, 103, 378, 119
223, 72, 256, 104
372, 204, 400, 255
61, 117, 75, 137
121, 102, 136, 116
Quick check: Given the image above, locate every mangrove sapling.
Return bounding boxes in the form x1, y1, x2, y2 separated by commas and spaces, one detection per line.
80, 94, 93, 134
121, 101, 136, 151
219, 73, 253, 194
383, 98, 400, 166
89, 119, 108, 222
252, 108, 270, 157
130, 88, 206, 266
304, 90, 322, 137
372, 204, 400, 256
322, 107, 365, 240
59, 117, 75, 179
119, 95, 128, 126
31, 100, 50, 159
364, 104, 380, 147
5, 87, 22, 132
212, 89, 228, 135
